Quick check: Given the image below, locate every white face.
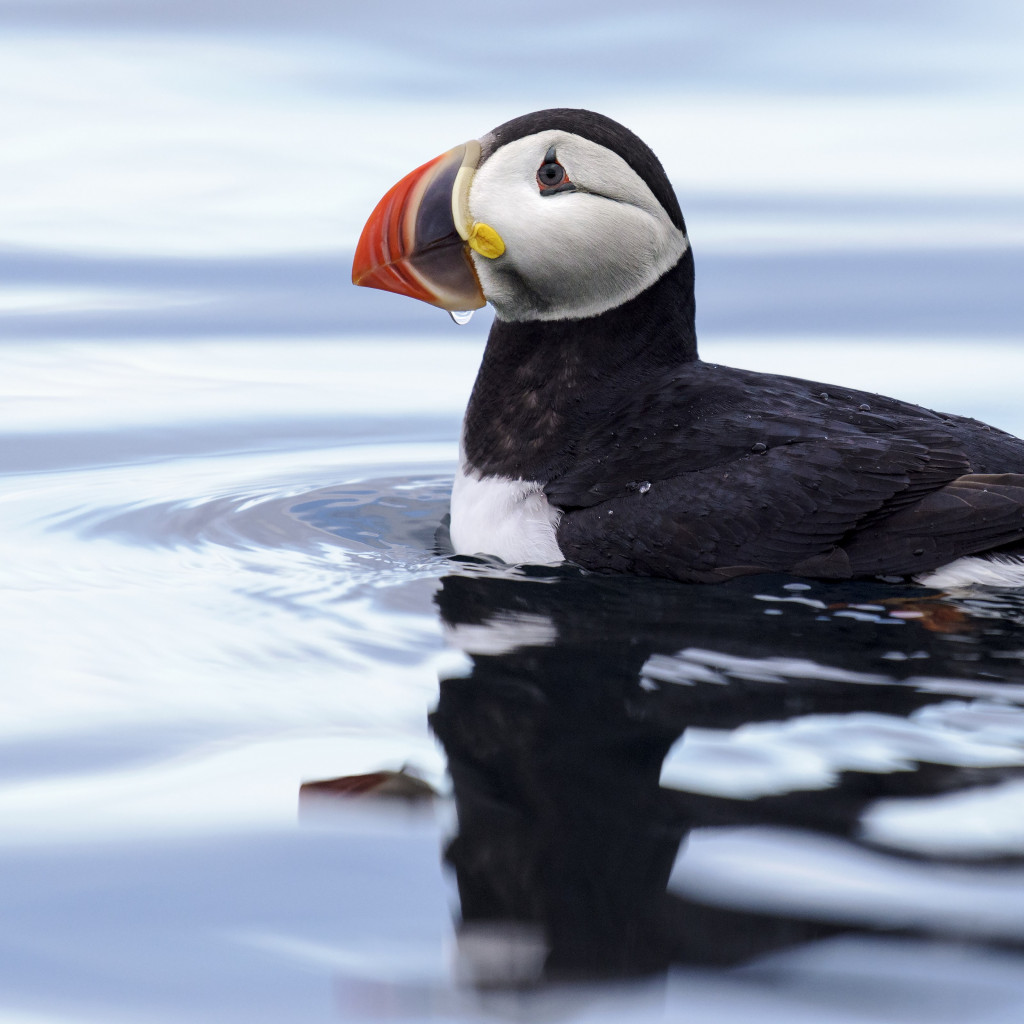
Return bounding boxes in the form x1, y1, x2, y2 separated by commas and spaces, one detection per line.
467, 129, 688, 323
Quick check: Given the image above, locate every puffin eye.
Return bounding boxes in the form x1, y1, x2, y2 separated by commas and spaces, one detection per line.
537, 146, 576, 196
538, 161, 564, 186
540, 160, 565, 187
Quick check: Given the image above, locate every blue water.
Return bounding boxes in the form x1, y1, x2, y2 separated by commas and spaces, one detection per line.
2, 3, 1024, 1021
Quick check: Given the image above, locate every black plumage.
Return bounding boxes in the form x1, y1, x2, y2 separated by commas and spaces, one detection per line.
463, 110, 1024, 583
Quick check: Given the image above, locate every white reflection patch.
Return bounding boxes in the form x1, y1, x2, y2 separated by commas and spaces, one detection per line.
670, 826, 1024, 941
444, 612, 557, 656
864, 777, 1024, 858
642, 648, 888, 688
659, 700, 1024, 800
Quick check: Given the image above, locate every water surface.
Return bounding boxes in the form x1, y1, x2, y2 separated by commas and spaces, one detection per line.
2, 2, 1024, 1021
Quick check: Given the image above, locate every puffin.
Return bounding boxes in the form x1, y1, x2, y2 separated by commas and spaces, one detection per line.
352, 108, 1024, 586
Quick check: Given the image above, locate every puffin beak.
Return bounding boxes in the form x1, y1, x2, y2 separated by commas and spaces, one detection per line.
352, 140, 496, 313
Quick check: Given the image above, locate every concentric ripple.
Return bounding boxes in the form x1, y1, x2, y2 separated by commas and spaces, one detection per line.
62, 473, 454, 564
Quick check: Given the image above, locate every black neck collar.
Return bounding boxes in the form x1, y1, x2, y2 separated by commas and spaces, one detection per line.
462, 254, 698, 482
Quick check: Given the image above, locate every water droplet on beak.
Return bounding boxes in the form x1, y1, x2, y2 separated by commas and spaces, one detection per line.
449, 310, 475, 326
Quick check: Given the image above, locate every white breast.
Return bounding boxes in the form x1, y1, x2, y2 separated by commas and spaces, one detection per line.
450, 465, 564, 565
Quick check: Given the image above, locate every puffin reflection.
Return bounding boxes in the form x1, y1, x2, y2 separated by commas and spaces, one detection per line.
430, 567, 1024, 986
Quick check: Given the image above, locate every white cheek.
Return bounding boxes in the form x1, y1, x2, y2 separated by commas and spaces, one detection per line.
473, 198, 687, 321
467, 131, 687, 322
539, 198, 680, 289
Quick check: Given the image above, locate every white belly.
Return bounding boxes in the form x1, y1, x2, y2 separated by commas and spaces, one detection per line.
450, 465, 564, 565
916, 554, 1024, 588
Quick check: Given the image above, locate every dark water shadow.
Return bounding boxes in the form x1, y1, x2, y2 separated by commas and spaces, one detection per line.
429, 567, 1024, 986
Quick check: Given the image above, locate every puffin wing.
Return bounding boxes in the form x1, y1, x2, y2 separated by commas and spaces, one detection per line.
546, 362, 1024, 506
550, 432, 1024, 582
842, 473, 1024, 575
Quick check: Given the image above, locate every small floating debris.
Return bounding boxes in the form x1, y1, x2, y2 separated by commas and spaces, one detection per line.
299, 766, 437, 807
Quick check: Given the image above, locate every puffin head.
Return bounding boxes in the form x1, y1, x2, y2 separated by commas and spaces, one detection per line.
352, 109, 690, 323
